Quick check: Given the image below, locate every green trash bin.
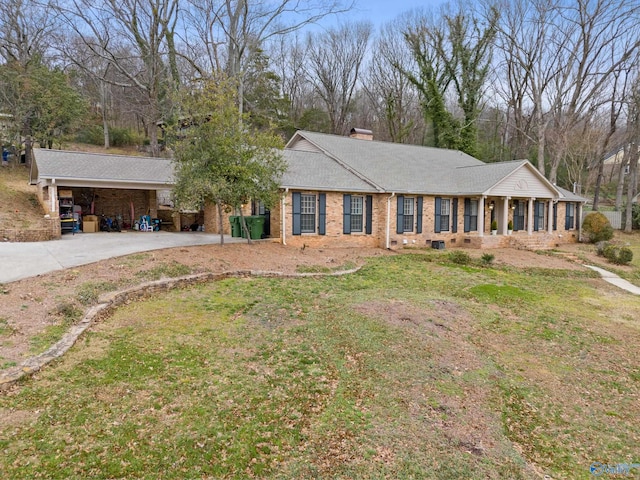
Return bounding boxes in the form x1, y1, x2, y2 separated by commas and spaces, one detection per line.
249, 215, 265, 240
229, 216, 241, 237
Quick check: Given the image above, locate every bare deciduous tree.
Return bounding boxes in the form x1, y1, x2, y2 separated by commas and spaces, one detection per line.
306, 21, 372, 135
363, 17, 421, 143
184, 0, 353, 115
54, 0, 180, 156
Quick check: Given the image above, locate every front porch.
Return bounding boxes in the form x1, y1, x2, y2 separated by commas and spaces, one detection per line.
459, 231, 562, 250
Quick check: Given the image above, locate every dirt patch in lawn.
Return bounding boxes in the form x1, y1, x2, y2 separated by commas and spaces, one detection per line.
0, 243, 590, 370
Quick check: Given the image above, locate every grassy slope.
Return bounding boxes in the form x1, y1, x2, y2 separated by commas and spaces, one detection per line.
0, 144, 146, 231
0, 166, 47, 229
1, 253, 638, 479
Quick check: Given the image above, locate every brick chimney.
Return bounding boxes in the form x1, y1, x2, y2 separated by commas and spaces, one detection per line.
349, 128, 374, 141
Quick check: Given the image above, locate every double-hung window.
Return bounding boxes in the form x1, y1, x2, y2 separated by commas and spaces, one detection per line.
439, 199, 451, 231
300, 194, 316, 233
464, 199, 478, 232
350, 196, 363, 232
565, 203, 575, 230
403, 197, 414, 232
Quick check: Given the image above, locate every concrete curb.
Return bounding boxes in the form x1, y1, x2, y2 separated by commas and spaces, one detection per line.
0, 267, 361, 390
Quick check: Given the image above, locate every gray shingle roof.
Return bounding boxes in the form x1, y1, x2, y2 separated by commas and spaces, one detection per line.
280, 149, 377, 192
555, 185, 589, 202
34, 149, 174, 185
452, 161, 528, 194
287, 131, 526, 195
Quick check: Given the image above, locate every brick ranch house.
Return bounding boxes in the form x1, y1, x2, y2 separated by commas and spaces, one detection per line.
272, 129, 586, 250
30, 129, 586, 249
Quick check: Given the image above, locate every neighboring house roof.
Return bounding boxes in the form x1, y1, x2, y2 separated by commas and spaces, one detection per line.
32, 149, 174, 189
286, 131, 561, 198
280, 150, 377, 193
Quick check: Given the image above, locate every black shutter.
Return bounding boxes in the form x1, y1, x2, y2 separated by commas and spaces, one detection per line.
513, 200, 520, 231
416, 197, 423, 233
365, 195, 373, 234
319, 193, 326, 235
343, 194, 351, 234
452, 198, 458, 233
553, 202, 557, 230
396, 196, 404, 233
292, 192, 301, 235
463, 198, 471, 232
434, 197, 442, 233
534, 201, 540, 231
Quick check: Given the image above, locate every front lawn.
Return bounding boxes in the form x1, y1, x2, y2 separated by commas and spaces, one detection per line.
1, 253, 638, 479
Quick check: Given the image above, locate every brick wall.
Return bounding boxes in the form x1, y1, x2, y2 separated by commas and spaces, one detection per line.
1, 217, 60, 242
277, 191, 582, 250
203, 202, 251, 235
281, 191, 382, 249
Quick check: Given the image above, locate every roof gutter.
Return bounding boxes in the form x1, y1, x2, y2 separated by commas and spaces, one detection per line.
386, 192, 395, 249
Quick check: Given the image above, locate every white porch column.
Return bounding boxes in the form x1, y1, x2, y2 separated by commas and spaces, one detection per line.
502, 197, 509, 235
50, 182, 58, 214
528, 197, 534, 235
547, 200, 554, 233
478, 196, 485, 237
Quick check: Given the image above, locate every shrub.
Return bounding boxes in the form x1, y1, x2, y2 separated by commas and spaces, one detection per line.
602, 244, 634, 265
448, 250, 471, 265
76, 126, 142, 147
491, 220, 498, 231
595, 241, 609, 256
582, 212, 614, 243
618, 247, 634, 265
480, 253, 495, 266
508, 220, 513, 230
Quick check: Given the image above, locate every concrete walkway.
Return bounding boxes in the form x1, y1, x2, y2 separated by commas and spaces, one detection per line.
585, 265, 640, 295
0, 231, 246, 283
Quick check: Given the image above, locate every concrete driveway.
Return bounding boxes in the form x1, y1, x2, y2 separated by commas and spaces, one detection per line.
0, 231, 246, 283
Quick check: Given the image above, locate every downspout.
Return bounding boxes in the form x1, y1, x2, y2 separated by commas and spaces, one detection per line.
282, 188, 289, 245
386, 192, 395, 249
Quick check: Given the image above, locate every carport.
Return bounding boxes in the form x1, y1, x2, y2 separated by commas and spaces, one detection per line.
30, 148, 189, 232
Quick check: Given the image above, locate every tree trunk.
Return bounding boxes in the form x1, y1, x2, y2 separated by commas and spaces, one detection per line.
536, 123, 546, 178
615, 155, 628, 211
625, 146, 639, 232
239, 208, 252, 244
592, 158, 606, 212
24, 136, 33, 167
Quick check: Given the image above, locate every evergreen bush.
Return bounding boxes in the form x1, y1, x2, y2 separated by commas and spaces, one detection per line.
448, 250, 471, 265
582, 212, 614, 243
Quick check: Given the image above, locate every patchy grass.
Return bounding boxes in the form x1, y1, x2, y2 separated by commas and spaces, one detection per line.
1, 254, 639, 479
28, 303, 84, 355
135, 261, 192, 281
295, 261, 357, 274
76, 281, 120, 305
0, 317, 16, 337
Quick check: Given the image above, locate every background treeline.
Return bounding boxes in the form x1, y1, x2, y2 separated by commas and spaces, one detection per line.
0, 0, 639, 220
